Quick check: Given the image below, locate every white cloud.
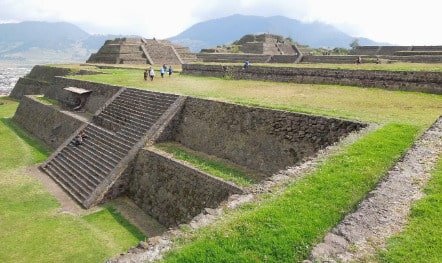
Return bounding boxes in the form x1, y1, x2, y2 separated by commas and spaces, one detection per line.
0, 0, 441, 44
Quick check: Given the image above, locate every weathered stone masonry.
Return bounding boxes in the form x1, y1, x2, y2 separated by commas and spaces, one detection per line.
182, 64, 442, 94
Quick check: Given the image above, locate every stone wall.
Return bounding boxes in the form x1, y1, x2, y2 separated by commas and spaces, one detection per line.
128, 148, 243, 227
26, 65, 73, 82
9, 77, 49, 100
182, 64, 442, 94
196, 53, 272, 63
301, 55, 378, 64
12, 96, 85, 149
172, 97, 365, 175
45, 78, 122, 114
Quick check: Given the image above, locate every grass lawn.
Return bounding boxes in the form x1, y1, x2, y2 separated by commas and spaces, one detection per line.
155, 142, 256, 187
162, 124, 419, 262
0, 97, 144, 263
379, 156, 442, 263
71, 67, 442, 128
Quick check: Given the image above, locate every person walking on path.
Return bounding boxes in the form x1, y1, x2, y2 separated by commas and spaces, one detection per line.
149, 67, 155, 81
143, 69, 148, 81
168, 66, 173, 76
160, 67, 165, 78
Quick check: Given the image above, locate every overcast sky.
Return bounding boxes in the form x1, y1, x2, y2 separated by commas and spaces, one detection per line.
0, 0, 441, 45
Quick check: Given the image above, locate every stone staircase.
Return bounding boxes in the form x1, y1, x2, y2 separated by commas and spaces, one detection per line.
40, 88, 183, 208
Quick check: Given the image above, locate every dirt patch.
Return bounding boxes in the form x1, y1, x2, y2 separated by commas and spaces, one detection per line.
308, 117, 442, 262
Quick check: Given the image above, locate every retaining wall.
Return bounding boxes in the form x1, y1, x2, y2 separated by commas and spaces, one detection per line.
12, 96, 84, 149
170, 97, 365, 175
9, 77, 50, 100
128, 148, 243, 227
46, 78, 122, 114
182, 64, 442, 94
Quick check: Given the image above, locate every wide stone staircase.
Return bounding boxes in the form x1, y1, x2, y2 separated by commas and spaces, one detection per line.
40, 88, 182, 208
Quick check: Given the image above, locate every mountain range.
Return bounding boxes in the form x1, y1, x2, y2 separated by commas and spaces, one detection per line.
170, 14, 383, 52
0, 16, 385, 63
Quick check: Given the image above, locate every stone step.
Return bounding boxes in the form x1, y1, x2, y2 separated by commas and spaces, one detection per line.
104, 104, 161, 124
113, 96, 174, 112
54, 154, 100, 189
64, 145, 114, 174
80, 142, 121, 166
120, 89, 178, 102
62, 147, 111, 181
84, 139, 126, 161
81, 133, 130, 158
50, 158, 95, 195
98, 112, 152, 133
86, 124, 134, 148
44, 165, 88, 203
84, 127, 132, 153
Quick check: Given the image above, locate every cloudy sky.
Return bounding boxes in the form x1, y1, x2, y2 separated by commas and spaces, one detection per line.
0, 0, 441, 45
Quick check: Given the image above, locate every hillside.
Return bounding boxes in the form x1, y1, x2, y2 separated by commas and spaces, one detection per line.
0, 21, 127, 63
170, 14, 383, 51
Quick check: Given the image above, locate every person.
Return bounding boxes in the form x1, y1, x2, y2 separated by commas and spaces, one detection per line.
143, 69, 148, 81
72, 134, 83, 146
243, 60, 250, 69
376, 57, 381, 64
160, 66, 165, 78
168, 66, 173, 76
356, 56, 362, 64
149, 67, 155, 81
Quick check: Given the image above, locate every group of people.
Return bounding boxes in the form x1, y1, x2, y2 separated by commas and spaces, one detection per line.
144, 65, 173, 81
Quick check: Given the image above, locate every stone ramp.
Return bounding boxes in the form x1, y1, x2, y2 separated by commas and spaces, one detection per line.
40, 88, 182, 208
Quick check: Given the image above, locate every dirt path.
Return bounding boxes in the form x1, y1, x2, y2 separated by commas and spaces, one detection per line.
309, 117, 442, 262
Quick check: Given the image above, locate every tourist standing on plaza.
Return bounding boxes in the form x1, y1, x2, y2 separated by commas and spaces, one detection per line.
149, 67, 155, 81
168, 66, 173, 76
143, 69, 148, 81
160, 67, 165, 78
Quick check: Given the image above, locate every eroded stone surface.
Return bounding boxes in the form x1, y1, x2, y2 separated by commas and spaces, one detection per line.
309, 117, 442, 262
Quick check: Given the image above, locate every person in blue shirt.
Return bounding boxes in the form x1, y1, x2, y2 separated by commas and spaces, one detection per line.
168, 66, 173, 76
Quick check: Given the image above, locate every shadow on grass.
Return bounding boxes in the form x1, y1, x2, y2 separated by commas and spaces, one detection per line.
86, 205, 146, 241
1, 118, 51, 160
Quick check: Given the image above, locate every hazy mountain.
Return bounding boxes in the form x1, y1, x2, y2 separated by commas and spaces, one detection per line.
0, 21, 126, 63
170, 14, 384, 52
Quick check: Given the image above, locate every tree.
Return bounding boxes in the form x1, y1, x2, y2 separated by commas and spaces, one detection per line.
350, 39, 360, 49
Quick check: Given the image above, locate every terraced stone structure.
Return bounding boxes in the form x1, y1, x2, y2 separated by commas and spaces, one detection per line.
10, 65, 365, 227
198, 33, 303, 63
87, 37, 197, 65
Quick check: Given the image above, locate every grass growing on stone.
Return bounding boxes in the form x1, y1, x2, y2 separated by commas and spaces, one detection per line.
35, 95, 60, 106
162, 124, 420, 262
155, 142, 255, 187
0, 97, 144, 263
379, 156, 442, 263
71, 67, 442, 128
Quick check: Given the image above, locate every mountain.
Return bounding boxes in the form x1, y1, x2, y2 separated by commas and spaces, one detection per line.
0, 21, 126, 63
170, 14, 384, 52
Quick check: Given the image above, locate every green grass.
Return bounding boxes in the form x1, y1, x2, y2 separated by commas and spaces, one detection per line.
155, 142, 255, 187
34, 95, 60, 106
379, 156, 442, 263
0, 97, 145, 263
162, 124, 419, 262
71, 67, 442, 128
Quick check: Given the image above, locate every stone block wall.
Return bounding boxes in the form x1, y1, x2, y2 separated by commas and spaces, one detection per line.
12, 96, 85, 149
26, 65, 73, 82
9, 78, 49, 100
46, 78, 122, 114
240, 42, 265, 54
196, 53, 272, 63
128, 148, 243, 227
182, 64, 442, 94
301, 55, 378, 64
171, 97, 365, 175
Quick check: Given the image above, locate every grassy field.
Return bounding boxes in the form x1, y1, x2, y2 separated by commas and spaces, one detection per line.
379, 156, 442, 263
72, 67, 442, 127
162, 124, 419, 262
3, 62, 442, 262
155, 142, 256, 187
0, 97, 144, 263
